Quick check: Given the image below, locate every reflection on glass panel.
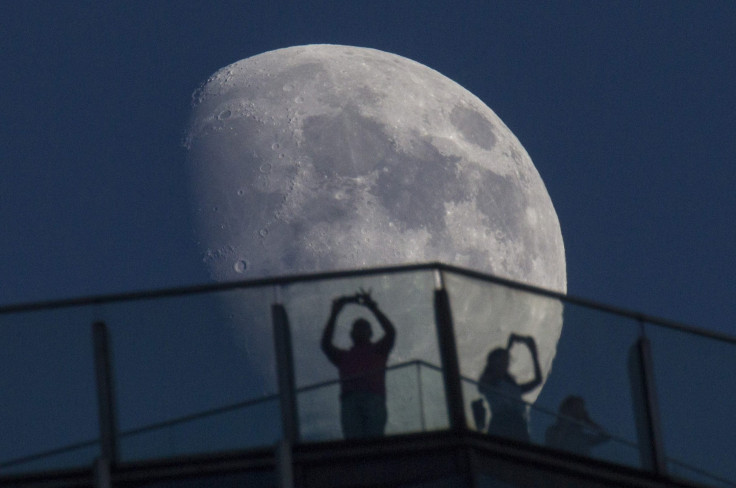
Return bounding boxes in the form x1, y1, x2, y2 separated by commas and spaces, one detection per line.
283, 271, 443, 441
97, 286, 278, 461
0, 442, 100, 475
648, 324, 736, 487
417, 362, 450, 432
384, 362, 424, 435
443, 272, 563, 437
296, 361, 449, 442
532, 302, 642, 468
0, 306, 99, 473
297, 379, 342, 442
445, 272, 642, 469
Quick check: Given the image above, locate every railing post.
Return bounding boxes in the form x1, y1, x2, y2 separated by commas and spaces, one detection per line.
417, 362, 427, 432
628, 323, 666, 475
272, 287, 298, 488
92, 321, 118, 487
93, 458, 112, 488
276, 439, 294, 488
433, 271, 467, 432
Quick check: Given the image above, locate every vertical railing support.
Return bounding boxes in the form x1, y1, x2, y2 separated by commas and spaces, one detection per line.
417, 362, 427, 432
628, 324, 666, 475
273, 300, 299, 443
93, 458, 112, 488
272, 288, 297, 488
276, 439, 295, 488
92, 321, 118, 487
433, 272, 467, 432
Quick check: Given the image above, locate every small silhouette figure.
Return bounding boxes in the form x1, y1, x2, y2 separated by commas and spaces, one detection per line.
545, 395, 610, 457
321, 288, 396, 439
476, 333, 543, 442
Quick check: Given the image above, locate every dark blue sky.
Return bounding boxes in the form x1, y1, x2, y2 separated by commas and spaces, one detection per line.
2, 1, 735, 336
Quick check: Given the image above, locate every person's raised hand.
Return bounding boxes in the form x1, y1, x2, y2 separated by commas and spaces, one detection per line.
332, 295, 352, 310
356, 287, 376, 308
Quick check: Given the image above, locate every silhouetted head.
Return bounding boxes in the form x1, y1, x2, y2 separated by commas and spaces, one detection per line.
350, 318, 373, 345
485, 347, 510, 380
559, 395, 587, 420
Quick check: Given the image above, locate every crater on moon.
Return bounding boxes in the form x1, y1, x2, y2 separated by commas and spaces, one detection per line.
450, 105, 497, 150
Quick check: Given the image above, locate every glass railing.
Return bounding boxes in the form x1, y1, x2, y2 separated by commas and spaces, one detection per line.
117, 394, 281, 462
295, 360, 448, 443
0, 439, 100, 475
0, 305, 99, 474
281, 270, 443, 442
647, 323, 736, 487
93, 286, 278, 462
0, 263, 734, 487
0, 361, 439, 470
445, 271, 642, 468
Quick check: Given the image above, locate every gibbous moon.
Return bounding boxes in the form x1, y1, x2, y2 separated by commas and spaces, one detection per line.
185, 45, 565, 437
186, 44, 564, 292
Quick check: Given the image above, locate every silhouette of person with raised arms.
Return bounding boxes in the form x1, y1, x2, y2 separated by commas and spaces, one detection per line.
321, 288, 396, 439
475, 333, 543, 442
545, 395, 610, 457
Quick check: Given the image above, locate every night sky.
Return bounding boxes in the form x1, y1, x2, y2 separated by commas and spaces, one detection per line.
1, 1, 735, 480
3, 2, 734, 335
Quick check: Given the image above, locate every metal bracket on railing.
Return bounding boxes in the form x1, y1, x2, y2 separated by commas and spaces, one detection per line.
434, 287, 467, 432
434, 268, 445, 291
93, 457, 112, 488
628, 322, 667, 476
273, 285, 283, 305
275, 439, 294, 488
272, 304, 299, 444
92, 320, 118, 488
92, 321, 118, 465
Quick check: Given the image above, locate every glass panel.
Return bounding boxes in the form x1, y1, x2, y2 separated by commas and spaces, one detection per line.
284, 270, 443, 441
416, 362, 449, 432
648, 324, 736, 487
97, 286, 279, 461
0, 306, 99, 473
532, 303, 642, 467
445, 272, 643, 469
118, 396, 280, 460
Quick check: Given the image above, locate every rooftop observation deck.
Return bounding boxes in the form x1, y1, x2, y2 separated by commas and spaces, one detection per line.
1, 263, 734, 488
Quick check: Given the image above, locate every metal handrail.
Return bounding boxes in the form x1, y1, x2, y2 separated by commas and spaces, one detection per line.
1, 262, 733, 345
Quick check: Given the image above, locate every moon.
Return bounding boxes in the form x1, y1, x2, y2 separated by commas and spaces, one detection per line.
185, 45, 566, 437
